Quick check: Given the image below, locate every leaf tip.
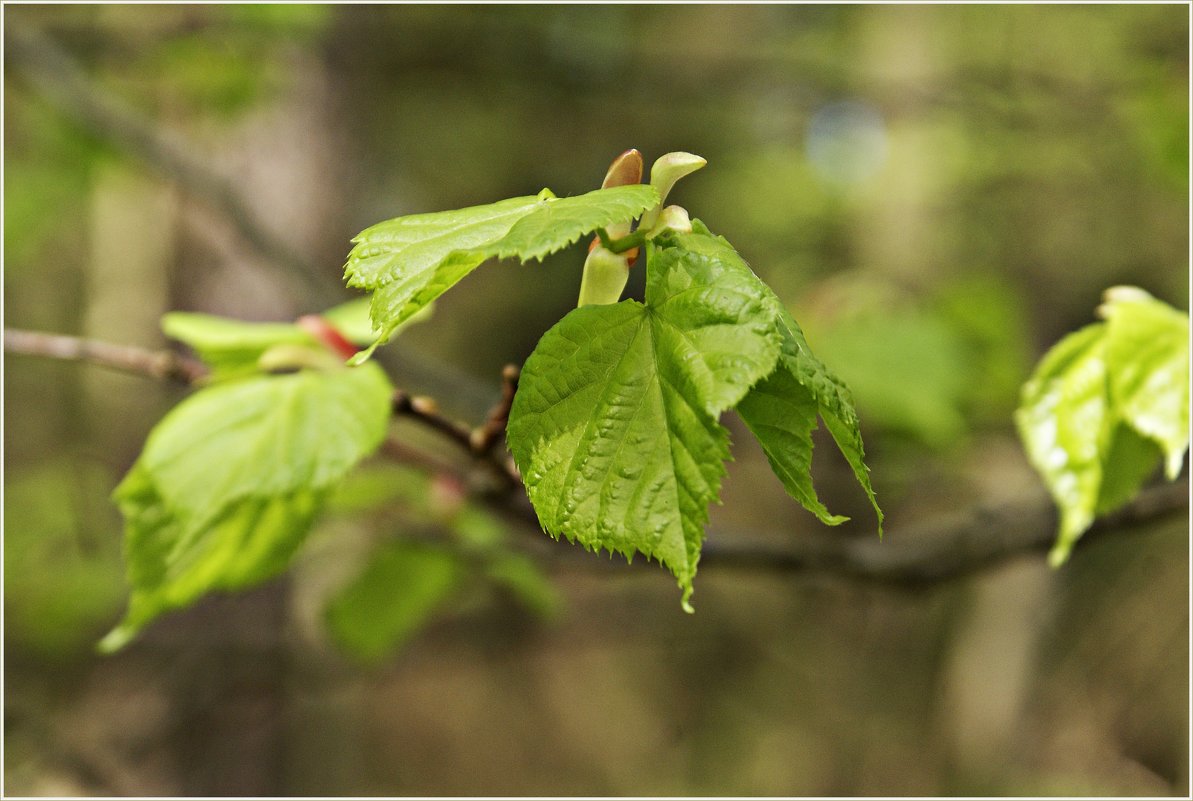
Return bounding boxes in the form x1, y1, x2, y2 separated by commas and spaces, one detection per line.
1048, 540, 1072, 568
348, 341, 380, 366
97, 623, 137, 654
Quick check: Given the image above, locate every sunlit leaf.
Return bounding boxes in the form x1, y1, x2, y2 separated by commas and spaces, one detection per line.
344, 184, 658, 351
1016, 287, 1188, 565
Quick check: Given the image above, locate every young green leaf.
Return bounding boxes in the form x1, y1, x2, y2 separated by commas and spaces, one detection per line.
103, 465, 325, 652
736, 364, 847, 527
671, 223, 882, 532
752, 305, 884, 533
344, 184, 659, 351
507, 233, 782, 610
1016, 324, 1117, 565
162, 311, 317, 379
162, 301, 430, 377
1100, 287, 1190, 478
102, 362, 393, 650
1016, 287, 1188, 565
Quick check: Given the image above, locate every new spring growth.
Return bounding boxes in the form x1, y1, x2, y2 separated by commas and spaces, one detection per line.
577, 149, 644, 307
577, 150, 706, 307
639, 151, 706, 233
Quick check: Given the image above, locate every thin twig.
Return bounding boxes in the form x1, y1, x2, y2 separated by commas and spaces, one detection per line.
6, 326, 1188, 584
3, 328, 206, 385
4, 21, 341, 299
470, 364, 519, 454
4, 326, 522, 487
390, 390, 474, 451
392, 386, 523, 487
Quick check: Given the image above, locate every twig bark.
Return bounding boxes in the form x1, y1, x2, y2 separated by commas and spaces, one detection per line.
3, 328, 206, 385
6, 326, 1188, 584
4, 21, 342, 299
470, 364, 520, 455
698, 480, 1188, 586
4, 326, 521, 487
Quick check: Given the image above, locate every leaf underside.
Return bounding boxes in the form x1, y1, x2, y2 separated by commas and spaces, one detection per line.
675, 225, 882, 532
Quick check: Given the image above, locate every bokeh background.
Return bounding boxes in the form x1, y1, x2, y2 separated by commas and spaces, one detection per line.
4, 4, 1189, 796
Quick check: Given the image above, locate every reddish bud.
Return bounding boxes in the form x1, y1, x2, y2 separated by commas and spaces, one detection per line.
297, 315, 360, 361
602, 148, 644, 189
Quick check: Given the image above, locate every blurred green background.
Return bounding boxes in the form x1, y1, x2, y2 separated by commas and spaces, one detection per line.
3, 4, 1188, 796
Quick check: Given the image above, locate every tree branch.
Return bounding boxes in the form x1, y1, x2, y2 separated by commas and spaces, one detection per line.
697, 480, 1188, 586
3, 328, 206, 385
3, 21, 342, 299
4, 326, 520, 486
7, 327, 1188, 586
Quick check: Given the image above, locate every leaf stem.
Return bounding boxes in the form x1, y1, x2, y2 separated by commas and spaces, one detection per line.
595, 228, 645, 255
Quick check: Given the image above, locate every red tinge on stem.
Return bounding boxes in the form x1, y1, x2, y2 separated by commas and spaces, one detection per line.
297, 315, 359, 361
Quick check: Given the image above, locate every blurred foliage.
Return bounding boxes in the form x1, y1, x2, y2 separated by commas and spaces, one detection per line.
324, 464, 560, 664
2, 92, 106, 276
3, 3, 1188, 796
4, 461, 126, 658
326, 540, 463, 665
1016, 288, 1189, 565
797, 272, 1031, 447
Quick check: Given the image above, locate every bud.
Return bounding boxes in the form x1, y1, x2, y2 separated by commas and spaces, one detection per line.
597, 149, 644, 243
577, 247, 631, 307
647, 205, 692, 238
602, 148, 644, 190
640, 152, 706, 232
1098, 285, 1154, 319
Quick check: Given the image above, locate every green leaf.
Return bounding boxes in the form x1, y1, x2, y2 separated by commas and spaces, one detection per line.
1096, 423, 1163, 515
1015, 288, 1189, 565
677, 222, 882, 532
325, 541, 463, 664
102, 465, 325, 652
507, 233, 781, 609
768, 306, 884, 533
102, 363, 393, 649
736, 364, 847, 527
1101, 288, 1190, 478
344, 184, 659, 347
1016, 324, 1115, 565
162, 311, 316, 379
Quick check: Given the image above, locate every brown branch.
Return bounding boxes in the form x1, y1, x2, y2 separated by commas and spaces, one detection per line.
470, 364, 520, 455
698, 480, 1188, 586
3, 328, 206, 385
3, 21, 341, 299
6, 327, 1188, 585
4, 326, 521, 487
391, 385, 523, 487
